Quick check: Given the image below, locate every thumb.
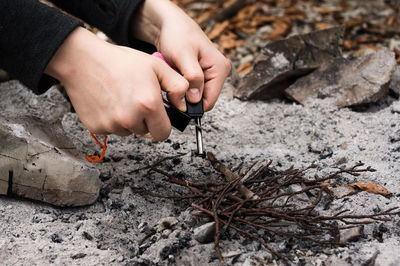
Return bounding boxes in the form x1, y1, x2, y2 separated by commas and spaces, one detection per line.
153, 57, 189, 112
170, 50, 204, 104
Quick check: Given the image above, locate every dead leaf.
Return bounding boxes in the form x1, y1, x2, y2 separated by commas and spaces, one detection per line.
262, 20, 291, 40
237, 62, 253, 75
387, 14, 397, 26
345, 17, 363, 29
218, 34, 242, 50
249, 15, 277, 27
343, 39, 358, 50
316, 23, 335, 30
347, 182, 392, 196
355, 34, 384, 44
208, 21, 230, 40
196, 10, 215, 24
284, 5, 304, 20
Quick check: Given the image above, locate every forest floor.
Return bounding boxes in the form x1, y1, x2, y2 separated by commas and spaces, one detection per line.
1, 0, 400, 265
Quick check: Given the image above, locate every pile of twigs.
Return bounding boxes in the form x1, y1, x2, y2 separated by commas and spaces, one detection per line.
132, 152, 399, 262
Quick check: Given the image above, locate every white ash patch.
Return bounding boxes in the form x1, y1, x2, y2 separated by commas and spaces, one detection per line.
5, 123, 31, 139
270, 53, 290, 69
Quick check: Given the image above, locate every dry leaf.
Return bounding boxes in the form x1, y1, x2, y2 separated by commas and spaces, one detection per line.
196, 10, 215, 24
345, 17, 363, 29
355, 34, 384, 44
387, 14, 397, 26
347, 182, 392, 196
250, 15, 277, 27
343, 39, 358, 50
316, 23, 335, 30
313, 6, 338, 15
218, 34, 240, 50
208, 21, 230, 40
262, 20, 291, 40
237, 62, 253, 75
284, 5, 304, 20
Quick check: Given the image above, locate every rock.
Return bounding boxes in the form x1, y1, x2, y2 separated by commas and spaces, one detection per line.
157, 217, 178, 232
0, 69, 9, 82
0, 116, 101, 206
50, 233, 63, 243
389, 66, 400, 96
341, 226, 364, 243
193, 222, 216, 244
285, 48, 396, 107
392, 101, 400, 113
235, 26, 344, 100
71, 253, 87, 260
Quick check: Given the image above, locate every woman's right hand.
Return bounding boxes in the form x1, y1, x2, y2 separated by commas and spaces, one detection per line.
45, 27, 189, 140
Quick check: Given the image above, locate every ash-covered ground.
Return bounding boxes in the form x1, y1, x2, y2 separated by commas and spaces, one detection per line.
0, 79, 399, 265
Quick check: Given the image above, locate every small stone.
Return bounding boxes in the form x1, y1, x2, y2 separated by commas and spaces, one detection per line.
157, 217, 178, 232
378, 223, 389, 233
306, 250, 314, 256
392, 101, 400, 113
285, 48, 396, 107
221, 249, 243, 258
138, 222, 149, 233
242, 257, 254, 266
193, 222, 216, 244
82, 231, 93, 241
341, 226, 364, 243
50, 233, 63, 243
171, 143, 180, 150
162, 229, 172, 238
235, 26, 344, 100
71, 253, 86, 260
336, 157, 347, 165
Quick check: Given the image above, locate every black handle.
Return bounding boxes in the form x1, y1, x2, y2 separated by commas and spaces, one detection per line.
186, 99, 204, 118
163, 99, 191, 132
164, 98, 204, 132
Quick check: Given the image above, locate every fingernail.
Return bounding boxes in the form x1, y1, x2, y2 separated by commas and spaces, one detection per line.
188, 88, 200, 102
178, 97, 187, 112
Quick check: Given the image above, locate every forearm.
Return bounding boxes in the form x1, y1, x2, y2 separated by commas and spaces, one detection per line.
0, 0, 81, 93
49, 0, 147, 47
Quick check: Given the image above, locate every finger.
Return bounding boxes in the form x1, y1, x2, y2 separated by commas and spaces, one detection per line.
137, 81, 172, 141
202, 60, 231, 111
170, 50, 204, 104
144, 98, 172, 141
154, 57, 189, 112
113, 109, 149, 136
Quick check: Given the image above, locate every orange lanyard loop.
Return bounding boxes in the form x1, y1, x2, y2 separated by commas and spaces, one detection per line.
86, 132, 108, 163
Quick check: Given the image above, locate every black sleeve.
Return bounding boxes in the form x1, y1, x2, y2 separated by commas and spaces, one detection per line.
49, 0, 156, 53
0, 0, 82, 94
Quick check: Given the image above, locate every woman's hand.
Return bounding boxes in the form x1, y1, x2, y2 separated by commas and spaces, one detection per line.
45, 27, 188, 140
131, 0, 231, 112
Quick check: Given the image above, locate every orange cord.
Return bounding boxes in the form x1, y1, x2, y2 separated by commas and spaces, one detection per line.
86, 132, 108, 163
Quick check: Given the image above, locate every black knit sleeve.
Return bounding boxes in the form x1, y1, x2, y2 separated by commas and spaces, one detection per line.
49, 0, 156, 53
0, 0, 82, 94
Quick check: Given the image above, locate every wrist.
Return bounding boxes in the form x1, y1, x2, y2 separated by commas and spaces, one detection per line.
130, 0, 180, 47
44, 27, 101, 82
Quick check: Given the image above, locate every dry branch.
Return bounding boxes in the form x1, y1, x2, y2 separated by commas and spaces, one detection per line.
136, 154, 399, 262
